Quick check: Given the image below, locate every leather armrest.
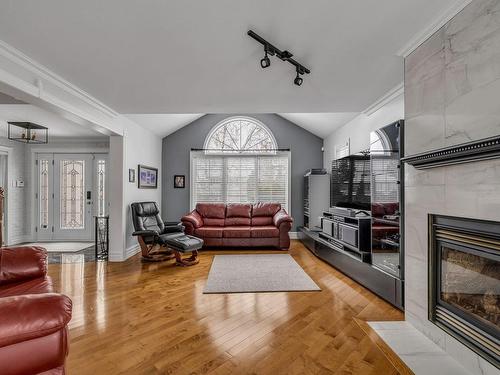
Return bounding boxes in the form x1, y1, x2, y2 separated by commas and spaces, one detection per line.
163, 223, 185, 234
0, 246, 47, 285
132, 230, 158, 237
164, 221, 181, 226
181, 210, 203, 229
0, 293, 72, 348
273, 209, 293, 227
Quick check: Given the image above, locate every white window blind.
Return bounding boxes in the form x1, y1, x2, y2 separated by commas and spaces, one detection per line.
191, 152, 290, 211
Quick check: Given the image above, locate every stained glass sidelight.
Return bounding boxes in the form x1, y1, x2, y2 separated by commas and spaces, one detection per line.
39, 160, 49, 228
60, 160, 85, 229
97, 160, 106, 216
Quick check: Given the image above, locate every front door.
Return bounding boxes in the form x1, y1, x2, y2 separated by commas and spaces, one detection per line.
36, 153, 108, 241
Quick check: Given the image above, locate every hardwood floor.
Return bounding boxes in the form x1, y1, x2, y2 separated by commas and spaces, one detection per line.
48, 240, 404, 374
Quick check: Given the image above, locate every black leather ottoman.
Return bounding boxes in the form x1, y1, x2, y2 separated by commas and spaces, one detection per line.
161, 233, 203, 266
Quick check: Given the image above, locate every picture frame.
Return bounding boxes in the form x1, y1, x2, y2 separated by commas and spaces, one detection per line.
138, 165, 158, 189
128, 168, 135, 183
174, 175, 185, 189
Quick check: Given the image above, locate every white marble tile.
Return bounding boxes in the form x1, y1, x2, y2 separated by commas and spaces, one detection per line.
405, 164, 445, 188
444, 77, 500, 145
445, 333, 500, 375
368, 321, 472, 375
404, 1, 500, 372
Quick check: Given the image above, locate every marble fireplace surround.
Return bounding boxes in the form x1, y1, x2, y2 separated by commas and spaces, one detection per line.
401, 0, 500, 374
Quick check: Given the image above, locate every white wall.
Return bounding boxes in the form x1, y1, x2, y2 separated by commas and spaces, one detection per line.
108, 116, 162, 261
0, 135, 27, 245
323, 94, 404, 166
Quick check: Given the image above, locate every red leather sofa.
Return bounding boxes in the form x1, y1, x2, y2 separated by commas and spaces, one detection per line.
181, 202, 293, 249
0, 246, 72, 375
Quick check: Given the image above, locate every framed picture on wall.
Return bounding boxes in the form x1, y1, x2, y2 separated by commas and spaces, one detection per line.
128, 168, 135, 183
138, 165, 158, 189
174, 175, 185, 188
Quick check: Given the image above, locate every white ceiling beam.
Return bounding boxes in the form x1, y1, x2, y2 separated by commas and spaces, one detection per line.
0, 39, 122, 136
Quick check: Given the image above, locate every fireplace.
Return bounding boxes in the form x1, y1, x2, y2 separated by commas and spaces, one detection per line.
429, 215, 500, 368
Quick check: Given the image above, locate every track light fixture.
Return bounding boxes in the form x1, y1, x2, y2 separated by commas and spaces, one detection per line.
248, 30, 310, 86
260, 47, 271, 68
294, 71, 303, 86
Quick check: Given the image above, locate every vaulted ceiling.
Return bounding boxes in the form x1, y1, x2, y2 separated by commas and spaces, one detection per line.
0, 0, 460, 117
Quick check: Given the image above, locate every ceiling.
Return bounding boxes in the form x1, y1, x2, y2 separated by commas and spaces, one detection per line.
126, 114, 204, 137
0, 104, 107, 138
278, 113, 358, 138
0, 0, 459, 115
126, 112, 359, 138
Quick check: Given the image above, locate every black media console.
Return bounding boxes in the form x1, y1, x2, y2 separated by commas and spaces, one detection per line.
320, 211, 371, 262
298, 224, 404, 309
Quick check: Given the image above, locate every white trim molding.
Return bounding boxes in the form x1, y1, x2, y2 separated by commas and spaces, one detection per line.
289, 231, 299, 240
0, 39, 123, 136
363, 82, 404, 116
125, 244, 140, 260
396, 0, 473, 57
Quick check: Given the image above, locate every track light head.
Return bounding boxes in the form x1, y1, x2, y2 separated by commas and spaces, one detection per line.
294, 68, 304, 86
294, 73, 303, 86
260, 46, 272, 68
260, 55, 271, 68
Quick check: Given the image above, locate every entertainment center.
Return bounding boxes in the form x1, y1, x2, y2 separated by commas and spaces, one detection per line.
299, 120, 404, 309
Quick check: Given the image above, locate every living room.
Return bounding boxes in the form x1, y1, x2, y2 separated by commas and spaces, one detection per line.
0, 1, 498, 374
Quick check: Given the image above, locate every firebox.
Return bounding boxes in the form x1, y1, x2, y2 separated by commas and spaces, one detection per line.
429, 214, 499, 368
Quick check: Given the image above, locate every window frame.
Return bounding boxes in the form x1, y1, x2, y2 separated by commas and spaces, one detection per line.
189, 151, 291, 212
203, 116, 278, 154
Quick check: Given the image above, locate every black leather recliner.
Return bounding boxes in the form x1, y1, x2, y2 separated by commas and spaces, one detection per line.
131, 202, 203, 265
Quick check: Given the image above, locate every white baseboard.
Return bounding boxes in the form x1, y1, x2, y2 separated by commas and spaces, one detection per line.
6, 235, 30, 246
289, 231, 299, 240
125, 244, 140, 260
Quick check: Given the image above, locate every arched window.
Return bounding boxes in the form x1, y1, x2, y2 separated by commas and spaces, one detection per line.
192, 116, 289, 211
204, 116, 277, 153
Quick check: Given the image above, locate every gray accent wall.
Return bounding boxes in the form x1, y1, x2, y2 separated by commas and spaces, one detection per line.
162, 114, 324, 229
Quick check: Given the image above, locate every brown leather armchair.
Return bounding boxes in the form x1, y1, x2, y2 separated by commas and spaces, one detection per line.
0, 246, 72, 375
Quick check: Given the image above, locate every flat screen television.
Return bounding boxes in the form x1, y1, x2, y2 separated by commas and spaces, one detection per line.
331, 154, 371, 211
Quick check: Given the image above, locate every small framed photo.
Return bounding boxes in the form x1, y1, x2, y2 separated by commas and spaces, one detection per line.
128, 168, 135, 183
138, 165, 158, 189
174, 175, 185, 189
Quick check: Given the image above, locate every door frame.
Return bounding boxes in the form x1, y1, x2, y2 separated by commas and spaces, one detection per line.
32, 150, 109, 242
53, 153, 94, 241
0, 145, 12, 245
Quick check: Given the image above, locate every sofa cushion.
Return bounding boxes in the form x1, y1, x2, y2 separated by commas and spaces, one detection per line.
0, 276, 53, 298
225, 217, 251, 226
252, 202, 281, 217
251, 216, 274, 226
0, 293, 72, 348
0, 246, 47, 285
203, 218, 225, 227
251, 226, 280, 238
195, 227, 223, 238
196, 203, 226, 219
223, 227, 251, 238
226, 203, 252, 218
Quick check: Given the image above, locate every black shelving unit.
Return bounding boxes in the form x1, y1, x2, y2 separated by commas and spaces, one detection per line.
320, 211, 372, 262
299, 226, 403, 309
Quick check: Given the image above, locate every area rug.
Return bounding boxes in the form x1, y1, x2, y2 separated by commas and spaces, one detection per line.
22, 242, 93, 253
203, 254, 321, 293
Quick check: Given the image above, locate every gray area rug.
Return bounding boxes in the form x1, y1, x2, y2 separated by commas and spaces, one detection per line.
203, 254, 321, 293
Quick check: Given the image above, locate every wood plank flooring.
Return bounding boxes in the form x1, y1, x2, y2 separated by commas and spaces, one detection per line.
48, 240, 404, 374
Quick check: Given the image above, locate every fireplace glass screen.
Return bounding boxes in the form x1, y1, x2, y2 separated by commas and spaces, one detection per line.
440, 246, 499, 334
430, 214, 500, 368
